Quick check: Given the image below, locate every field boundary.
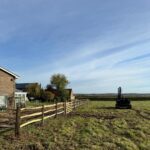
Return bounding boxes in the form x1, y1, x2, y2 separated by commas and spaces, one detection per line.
0, 99, 88, 137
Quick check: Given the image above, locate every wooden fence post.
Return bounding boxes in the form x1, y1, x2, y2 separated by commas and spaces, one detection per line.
41, 105, 44, 126
64, 101, 67, 116
15, 105, 20, 138
74, 100, 76, 111
55, 101, 58, 118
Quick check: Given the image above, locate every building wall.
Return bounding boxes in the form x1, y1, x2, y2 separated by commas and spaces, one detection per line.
0, 70, 15, 108
70, 91, 75, 100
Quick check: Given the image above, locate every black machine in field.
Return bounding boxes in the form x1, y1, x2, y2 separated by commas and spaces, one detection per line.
115, 87, 132, 109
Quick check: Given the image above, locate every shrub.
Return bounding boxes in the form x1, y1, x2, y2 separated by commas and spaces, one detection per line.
41, 91, 54, 102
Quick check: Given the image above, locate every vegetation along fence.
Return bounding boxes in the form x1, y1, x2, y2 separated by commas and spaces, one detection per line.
0, 99, 88, 137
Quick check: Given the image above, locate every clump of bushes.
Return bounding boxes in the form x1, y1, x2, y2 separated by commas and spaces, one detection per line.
41, 91, 54, 102
26, 73, 70, 103
26, 83, 54, 102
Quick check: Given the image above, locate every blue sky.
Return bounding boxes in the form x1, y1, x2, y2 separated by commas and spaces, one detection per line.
0, 0, 150, 93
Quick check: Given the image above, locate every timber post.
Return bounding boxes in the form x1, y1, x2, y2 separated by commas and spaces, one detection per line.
74, 100, 76, 111
64, 100, 67, 116
15, 104, 20, 138
55, 101, 58, 118
41, 105, 44, 126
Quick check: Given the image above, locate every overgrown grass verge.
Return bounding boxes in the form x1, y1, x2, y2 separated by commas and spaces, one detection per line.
0, 101, 150, 150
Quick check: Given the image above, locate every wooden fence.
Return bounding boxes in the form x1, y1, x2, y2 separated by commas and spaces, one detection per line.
0, 110, 15, 129
0, 99, 88, 137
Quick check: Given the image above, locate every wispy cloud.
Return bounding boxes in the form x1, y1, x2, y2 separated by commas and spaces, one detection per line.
116, 53, 150, 66
0, 0, 150, 93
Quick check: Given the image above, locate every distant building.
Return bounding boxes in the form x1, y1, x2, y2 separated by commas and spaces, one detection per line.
16, 83, 38, 92
66, 89, 75, 100
0, 67, 19, 109
15, 89, 29, 107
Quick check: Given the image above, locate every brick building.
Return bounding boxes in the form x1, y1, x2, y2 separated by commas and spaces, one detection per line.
0, 67, 19, 109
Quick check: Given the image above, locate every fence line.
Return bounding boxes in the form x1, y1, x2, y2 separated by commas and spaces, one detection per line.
0, 99, 88, 137
0, 110, 15, 129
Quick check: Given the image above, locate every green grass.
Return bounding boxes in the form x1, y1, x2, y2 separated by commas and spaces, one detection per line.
0, 101, 150, 150
26, 101, 55, 107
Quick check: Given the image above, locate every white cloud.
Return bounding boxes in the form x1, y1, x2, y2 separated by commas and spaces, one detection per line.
2, 0, 150, 93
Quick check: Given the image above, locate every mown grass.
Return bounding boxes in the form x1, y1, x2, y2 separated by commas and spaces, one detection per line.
0, 101, 150, 150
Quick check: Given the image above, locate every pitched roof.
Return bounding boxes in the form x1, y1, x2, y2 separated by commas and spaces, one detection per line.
16, 83, 38, 90
0, 66, 19, 79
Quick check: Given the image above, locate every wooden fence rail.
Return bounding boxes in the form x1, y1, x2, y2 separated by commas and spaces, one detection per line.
0, 110, 16, 129
0, 99, 88, 137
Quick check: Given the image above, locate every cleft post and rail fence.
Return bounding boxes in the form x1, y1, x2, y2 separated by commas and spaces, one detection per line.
0, 99, 88, 137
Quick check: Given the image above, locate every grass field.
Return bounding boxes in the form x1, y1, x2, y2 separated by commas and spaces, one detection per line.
26, 101, 55, 107
0, 101, 150, 150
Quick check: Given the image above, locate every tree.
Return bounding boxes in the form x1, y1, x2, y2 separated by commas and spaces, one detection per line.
50, 74, 69, 102
26, 83, 41, 100
51, 74, 69, 90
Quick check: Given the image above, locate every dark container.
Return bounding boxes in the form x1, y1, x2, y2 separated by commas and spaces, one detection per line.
116, 87, 132, 109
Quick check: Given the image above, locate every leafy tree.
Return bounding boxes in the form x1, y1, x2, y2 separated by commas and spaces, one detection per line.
51, 74, 69, 90
60, 89, 70, 101
50, 74, 69, 102
26, 83, 41, 100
